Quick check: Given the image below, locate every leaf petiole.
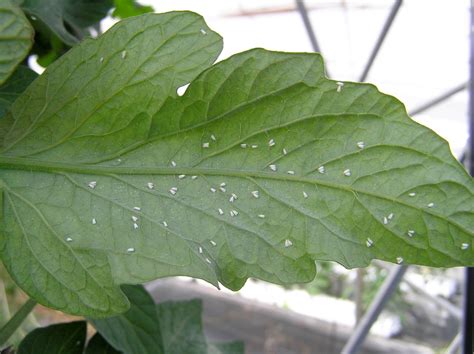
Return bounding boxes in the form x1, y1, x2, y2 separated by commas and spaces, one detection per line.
0, 298, 36, 347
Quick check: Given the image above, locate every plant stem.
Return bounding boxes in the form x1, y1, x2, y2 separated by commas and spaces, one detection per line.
0, 281, 10, 326
0, 298, 36, 347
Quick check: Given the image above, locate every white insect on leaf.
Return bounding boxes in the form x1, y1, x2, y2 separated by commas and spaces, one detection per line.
336, 81, 344, 92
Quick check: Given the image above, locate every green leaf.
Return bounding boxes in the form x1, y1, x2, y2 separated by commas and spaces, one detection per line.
0, 11, 223, 317
20, 0, 113, 45
0, 0, 33, 85
90, 285, 164, 354
91, 285, 243, 354
85, 333, 121, 354
0, 65, 37, 118
112, 0, 153, 19
156, 299, 207, 354
85, 335, 121, 354
62, 0, 114, 29
0, 65, 36, 146
16, 321, 86, 354
0, 11, 472, 317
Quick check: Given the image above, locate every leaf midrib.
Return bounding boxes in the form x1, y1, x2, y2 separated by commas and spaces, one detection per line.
0, 155, 471, 237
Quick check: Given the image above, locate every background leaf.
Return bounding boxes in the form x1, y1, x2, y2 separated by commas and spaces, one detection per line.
16, 321, 86, 354
156, 299, 207, 354
156, 298, 243, 354
0, 65, 36, 118
90, 285, 164, 354
91, 285, 243, 354
0, 11, 472, 317
20, 0, 113, 45
112, 0, 153, 19
0, 0, 33, 85
85, 333, 121, 354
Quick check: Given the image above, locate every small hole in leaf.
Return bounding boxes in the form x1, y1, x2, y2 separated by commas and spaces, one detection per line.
177, 84, 190, 96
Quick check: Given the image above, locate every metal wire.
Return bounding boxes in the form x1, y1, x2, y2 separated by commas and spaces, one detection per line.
358, 0, 403, 82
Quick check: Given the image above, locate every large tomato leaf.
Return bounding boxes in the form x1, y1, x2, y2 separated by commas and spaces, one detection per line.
0, 11, 472, 317
0, 0, 33, 85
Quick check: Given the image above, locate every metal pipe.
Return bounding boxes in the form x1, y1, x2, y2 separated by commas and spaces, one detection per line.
341, 265, 408, 354
446, 333, 461, 354
409, 83, 467, 116
374, 260, 462, 319
358, 0, 403, 82
295, 0, 321, 53
463, 2, 474, 353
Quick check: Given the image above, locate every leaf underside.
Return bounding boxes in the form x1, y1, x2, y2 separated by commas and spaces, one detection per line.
0, 0, 33, 85
0, 11, 472, 317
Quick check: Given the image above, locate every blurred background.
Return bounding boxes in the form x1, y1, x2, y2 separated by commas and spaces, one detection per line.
13, 0, 471, 353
